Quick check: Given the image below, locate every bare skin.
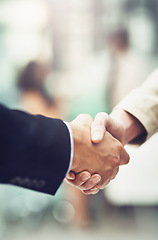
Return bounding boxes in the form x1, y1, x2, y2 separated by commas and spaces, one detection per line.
66, 109, 145, 194
65, 113, 129, 194
91, 110, 146, 146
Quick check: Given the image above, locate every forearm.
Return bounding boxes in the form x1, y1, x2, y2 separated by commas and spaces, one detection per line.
0, 104, 71, 195
114, 68, 158, 142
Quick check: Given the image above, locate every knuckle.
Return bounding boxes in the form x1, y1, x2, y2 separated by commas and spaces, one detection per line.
106, 169, 113, 178
113, 156, 120, 166
86, 114, 93, 122
78, 113, 93, 121
125, 154, 130, 164
78, 113, 85, 117
111, 168, 119, 179
117, 143, 123, 152
111, 175, 115, 180
96, 112, 108, 119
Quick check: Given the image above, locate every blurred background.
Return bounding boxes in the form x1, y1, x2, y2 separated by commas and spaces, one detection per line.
0, 0, 158, 239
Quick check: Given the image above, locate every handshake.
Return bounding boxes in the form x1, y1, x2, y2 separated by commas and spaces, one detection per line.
64, 111, 134, 195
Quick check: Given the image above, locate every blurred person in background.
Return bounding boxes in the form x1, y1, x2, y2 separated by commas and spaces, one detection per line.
66, 28, 152, 204
90, 67, 158, 151
106, 28, 148, 110
17, 61, 61, 119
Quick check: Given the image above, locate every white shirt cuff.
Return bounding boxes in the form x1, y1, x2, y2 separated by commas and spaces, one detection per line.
64, 121, 74, 176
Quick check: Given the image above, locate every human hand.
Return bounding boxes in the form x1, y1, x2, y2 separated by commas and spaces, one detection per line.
91, 110, 145, 145
64, 171, 101, 194
91, 111, 125, 145
65, 114, 129, 193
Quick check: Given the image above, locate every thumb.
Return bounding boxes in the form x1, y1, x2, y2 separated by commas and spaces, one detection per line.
91, 112, 110, 143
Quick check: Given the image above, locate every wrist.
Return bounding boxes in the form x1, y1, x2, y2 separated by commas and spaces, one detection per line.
69, 123, 82, 171
110, 109, 146, 145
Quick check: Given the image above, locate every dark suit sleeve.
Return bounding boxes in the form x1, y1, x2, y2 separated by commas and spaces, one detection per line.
0, 104, 71, 195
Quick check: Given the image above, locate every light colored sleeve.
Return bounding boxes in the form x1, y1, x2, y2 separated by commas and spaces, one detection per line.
115, 68, 158, 144
63, 121, 74, 176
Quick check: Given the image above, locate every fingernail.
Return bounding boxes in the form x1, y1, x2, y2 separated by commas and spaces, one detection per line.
92, 177, 101, 184
90, 186, 98, 192
67, 172, 74, 180
81, 173, 90, 181
92, 131, 101, 141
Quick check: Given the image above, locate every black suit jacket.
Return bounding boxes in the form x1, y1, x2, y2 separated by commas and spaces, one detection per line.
0, 104, 71, 195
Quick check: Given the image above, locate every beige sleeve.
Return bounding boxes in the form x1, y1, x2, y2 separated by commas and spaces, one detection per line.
115, 68, 158, 143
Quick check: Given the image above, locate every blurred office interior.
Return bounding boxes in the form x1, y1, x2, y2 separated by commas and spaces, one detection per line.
0, 0, 158, 239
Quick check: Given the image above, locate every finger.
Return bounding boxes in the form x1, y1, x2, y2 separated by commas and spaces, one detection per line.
71, 114, 93, 127
64, 178, 73, 185
110, 167, 119, 180
66, 171, 76, 180
120, 147, 130, 165
64, 178, 78, 187
99, 179, 111, 190
77, 174, 101, 191
99, 167, 119, 189
83, 185, 100, 195
91, 112, 111, 143
65, 171, 91, 187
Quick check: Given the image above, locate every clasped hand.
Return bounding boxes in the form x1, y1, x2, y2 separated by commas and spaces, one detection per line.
64, 113, 129, 195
